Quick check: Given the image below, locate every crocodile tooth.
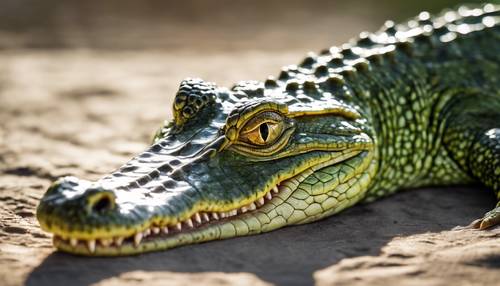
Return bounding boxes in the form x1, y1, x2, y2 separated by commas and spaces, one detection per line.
185, 218, 194, 228
144, 228, 151, 236
194, 213, 202, 224
248, 203, 256, 210
162, 227, 169, 234
134, 232, 143, 246
272, 186, 279, 193
240, 206, 248, 213
87, 240, 96, 253
202, 213, 210, 222
100, 238, 112, 247
152, 227, 160, 234
230, 210, 237, 216
70, 238, 78, 247
257, 197, 265, 206
175, 222, 182, 231
115, 237, 124, 246
212, 213, 219, 220
265, 192, 272, 200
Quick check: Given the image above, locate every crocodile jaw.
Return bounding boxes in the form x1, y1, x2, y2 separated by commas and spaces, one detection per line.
50, 149, 373, 256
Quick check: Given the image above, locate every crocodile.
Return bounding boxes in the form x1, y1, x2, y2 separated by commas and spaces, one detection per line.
36, 4, 500, 256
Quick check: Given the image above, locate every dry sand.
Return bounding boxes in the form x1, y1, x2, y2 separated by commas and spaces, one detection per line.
1, 1, 499, 285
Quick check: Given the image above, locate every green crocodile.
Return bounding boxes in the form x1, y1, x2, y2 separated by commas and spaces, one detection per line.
37, 4, 500, 256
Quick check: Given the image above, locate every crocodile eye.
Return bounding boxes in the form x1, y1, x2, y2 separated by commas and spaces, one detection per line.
239, 112, 285, 146
243, 122, 283, 145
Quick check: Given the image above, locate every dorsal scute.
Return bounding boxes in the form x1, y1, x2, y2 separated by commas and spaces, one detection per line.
231, 80, 265, 98
267, 4, 499, 104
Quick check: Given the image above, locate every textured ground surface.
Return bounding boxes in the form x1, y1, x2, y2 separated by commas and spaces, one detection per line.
1, 1, 499, 285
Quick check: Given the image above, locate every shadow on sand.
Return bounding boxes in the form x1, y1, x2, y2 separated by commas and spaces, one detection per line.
25, 186, 494, 286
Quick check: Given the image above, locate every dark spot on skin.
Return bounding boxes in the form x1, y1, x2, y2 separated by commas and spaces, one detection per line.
137, 177, 149, 186
151, 186, 164, 193
128, 182, 140, 189
149, 170, 160, 179
183, 106, 194, 117
170, 159, 182, 166
188, 95, 197, 103
140, 152, 152, 158
162, 180, 177, 189
328, 57, 343, 68
286, 81, 299, 92
121, 165, 138, 173
158, 164, 174, 173
180, 164, 193, 173
278, 71, 289, 80
177, 90, 189, 98
169, 170, 184, 181
314, 65, 328, 76
300, 56, 315, 67
357, 34, 375, 47
174, 97, 185, 110
150, 144, 162, 153
341, 48, 357, 59
264, 78, 277, 88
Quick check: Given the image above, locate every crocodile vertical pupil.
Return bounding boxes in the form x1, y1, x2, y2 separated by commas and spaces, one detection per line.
260, 123, 269, 142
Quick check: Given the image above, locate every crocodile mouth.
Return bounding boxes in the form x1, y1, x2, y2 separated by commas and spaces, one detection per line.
52, 149, 365, 256
53, 182, 285, 254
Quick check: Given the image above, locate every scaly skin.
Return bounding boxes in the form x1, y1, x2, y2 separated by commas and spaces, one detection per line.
36, 4, 500, 256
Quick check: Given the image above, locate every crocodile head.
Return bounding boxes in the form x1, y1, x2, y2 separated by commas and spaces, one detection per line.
37, 77, 377, 255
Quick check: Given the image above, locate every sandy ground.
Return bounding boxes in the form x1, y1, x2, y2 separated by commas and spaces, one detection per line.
0, 1, 499, 285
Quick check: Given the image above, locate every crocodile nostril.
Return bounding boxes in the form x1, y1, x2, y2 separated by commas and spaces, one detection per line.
88, 191, 116, 214
93, 196, 112, 213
